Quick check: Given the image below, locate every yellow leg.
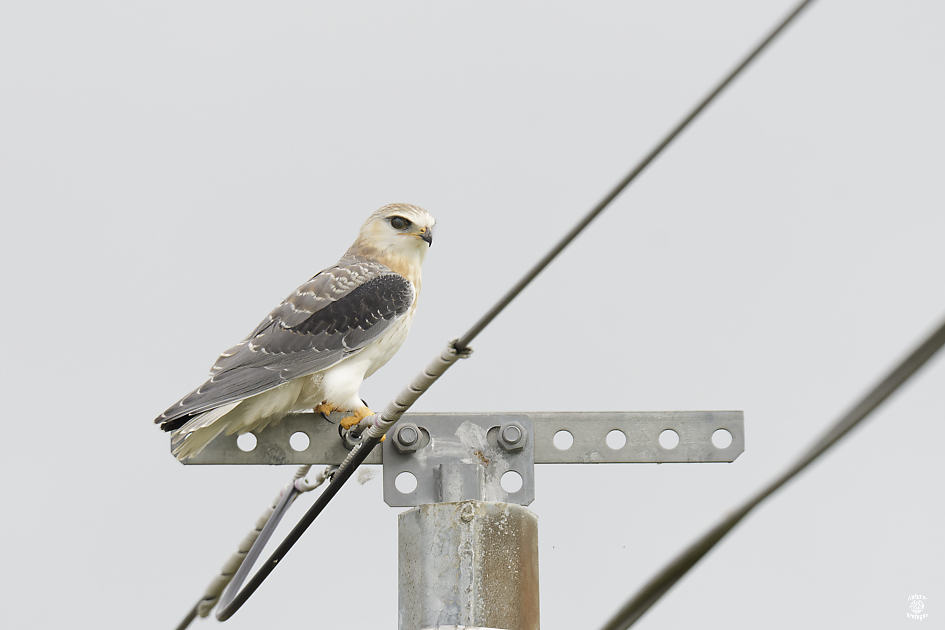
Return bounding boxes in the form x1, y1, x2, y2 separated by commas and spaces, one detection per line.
340, 406, 374, 430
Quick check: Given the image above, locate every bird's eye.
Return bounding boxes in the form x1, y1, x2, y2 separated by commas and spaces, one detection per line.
390, 216, 410, 230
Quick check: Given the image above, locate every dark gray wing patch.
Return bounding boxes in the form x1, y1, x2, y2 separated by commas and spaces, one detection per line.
156, 265, 414, 431
289, 274, 413, 342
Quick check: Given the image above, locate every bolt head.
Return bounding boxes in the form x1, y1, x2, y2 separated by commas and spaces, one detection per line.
502, 425, 522, 444
393, 423, 423, 454
497, 421, 527, 452
399, 426, 418, 445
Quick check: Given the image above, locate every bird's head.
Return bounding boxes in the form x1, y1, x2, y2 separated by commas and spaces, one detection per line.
350, 203, 436, 268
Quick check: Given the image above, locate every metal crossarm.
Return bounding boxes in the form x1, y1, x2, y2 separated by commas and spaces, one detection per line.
176, 410, 743, 466
178, 411, 382, 466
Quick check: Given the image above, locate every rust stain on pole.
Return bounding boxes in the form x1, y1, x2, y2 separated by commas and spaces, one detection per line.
399, 501, 540, 630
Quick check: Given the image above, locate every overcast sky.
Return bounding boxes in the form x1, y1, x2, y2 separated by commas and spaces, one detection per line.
2, 1, 943, 629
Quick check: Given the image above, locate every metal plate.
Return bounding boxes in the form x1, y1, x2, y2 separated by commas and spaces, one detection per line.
177, 411, 743, 466
529, 410, 744, 463
383, 415, 536, 507
176, 412, 383, 466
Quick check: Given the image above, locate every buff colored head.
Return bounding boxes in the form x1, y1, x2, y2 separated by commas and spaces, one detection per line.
349, 203, 436, 269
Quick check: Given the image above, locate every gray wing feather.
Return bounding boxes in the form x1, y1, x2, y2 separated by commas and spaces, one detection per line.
156, 260, 414, 429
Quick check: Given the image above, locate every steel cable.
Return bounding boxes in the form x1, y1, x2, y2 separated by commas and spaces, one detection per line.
174, 0, 820, 623
455, 0, 819, 352
599, 315, 945, 630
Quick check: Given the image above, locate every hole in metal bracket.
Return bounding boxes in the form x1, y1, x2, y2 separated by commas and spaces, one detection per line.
395, 471, 418, 494
236, 433, 257, 452
501, 470, 524, 493
712, 428, 733, 448
553, 430, 573, 450
658, 429, 679, 450
605, 429, 627, 449
289, 431, 310, 452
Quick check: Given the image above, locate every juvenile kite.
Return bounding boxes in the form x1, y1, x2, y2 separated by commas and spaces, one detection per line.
155, 203, 435, 460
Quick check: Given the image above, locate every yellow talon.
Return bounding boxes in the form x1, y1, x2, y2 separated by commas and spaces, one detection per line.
340, 407, 374, 430
315, 402, 339, 418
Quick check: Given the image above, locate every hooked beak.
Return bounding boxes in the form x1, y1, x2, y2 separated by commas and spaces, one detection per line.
421, 225, 434, 246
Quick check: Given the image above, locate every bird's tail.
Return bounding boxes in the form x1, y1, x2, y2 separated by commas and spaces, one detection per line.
170, 402, 241, 461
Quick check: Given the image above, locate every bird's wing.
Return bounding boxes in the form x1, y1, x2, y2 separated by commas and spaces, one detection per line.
156, 260, 414, 430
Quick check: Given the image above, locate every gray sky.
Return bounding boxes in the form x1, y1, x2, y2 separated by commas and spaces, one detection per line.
2, 1, 943, 628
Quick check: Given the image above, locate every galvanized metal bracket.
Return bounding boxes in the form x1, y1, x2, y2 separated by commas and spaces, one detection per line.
175, 412, 383, 466
383, 414, 536, 508
177, 411, 744, 468
529, 410, 743, 464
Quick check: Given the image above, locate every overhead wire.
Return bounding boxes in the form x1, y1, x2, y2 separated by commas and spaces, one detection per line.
455, 0, 819, 353
175, 465, 334, 630
599, 315, 945, 630
210, 343, 470, 622
176, 0, 823, 623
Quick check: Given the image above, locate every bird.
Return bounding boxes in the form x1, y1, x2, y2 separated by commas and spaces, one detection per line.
155, 203, 435, 460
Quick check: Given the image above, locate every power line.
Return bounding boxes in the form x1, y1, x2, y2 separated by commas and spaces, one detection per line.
176, 0, 822, 623
599, 315, 945, 630
212, 436, 378, 620
457, 0, 819, 353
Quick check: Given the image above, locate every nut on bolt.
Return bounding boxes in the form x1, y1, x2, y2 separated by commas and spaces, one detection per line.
497, 421, 527, 452
392, 423, 423, 454
341, 428, 363, 451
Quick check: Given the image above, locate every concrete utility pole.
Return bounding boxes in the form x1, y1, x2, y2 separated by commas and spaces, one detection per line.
184, 410, 744, 630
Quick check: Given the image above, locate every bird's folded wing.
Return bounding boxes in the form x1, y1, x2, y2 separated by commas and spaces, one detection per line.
155, 259, 414, 429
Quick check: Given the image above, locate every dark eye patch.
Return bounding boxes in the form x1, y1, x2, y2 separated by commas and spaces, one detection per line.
390, 216, 411, 230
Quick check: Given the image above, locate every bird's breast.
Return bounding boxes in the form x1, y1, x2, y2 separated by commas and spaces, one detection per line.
360, 300, 418, 379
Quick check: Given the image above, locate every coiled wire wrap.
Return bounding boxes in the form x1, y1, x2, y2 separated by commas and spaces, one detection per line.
178, 341, 474, 625
343, 341, 472, 468
175, 341, 472, 628
174, 465, 334, 630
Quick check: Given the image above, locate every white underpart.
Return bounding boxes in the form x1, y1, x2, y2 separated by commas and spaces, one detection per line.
172, 303, 417, 460
308, 307, 416, 411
